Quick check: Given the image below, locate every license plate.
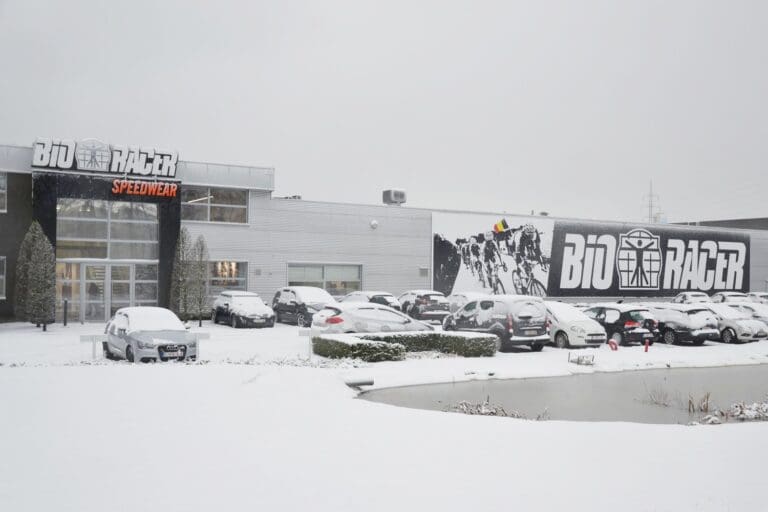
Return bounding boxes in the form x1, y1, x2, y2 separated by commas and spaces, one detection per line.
525, 329, 538, 335
644, 334, 653, 338
163, 351, 181, 357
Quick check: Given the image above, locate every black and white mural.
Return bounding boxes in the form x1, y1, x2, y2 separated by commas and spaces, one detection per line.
433, 212, 554, 297
434, 213, 751, 297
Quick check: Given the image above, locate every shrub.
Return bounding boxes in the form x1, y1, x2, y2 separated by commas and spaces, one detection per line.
360, 332, 498, 358
312, 335, 405, 362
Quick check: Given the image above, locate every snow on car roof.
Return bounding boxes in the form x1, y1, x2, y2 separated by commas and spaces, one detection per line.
404, 290, 445, 295
359, 291, 396, 297
449, 292, 489, 299
288, 287, 336, 302
221, 291, 259, 297
544, 301, 590, 321
117, 307, 185, 332
493, 294, 544, 303
585, 302, 650, 312
716, 292, 748, 296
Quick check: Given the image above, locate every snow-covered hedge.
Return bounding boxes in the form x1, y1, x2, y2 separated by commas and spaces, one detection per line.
312, 331, 498, 361
360, 331, 498, 358
311, 335, 406, 362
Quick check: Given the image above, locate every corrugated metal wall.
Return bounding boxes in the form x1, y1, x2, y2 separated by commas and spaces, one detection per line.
182, 192, 432, 298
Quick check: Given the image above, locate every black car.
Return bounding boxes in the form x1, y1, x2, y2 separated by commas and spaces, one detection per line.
397, 290, 450, 323
272, 286, 337, 327
644, 303, 720, 345
583, 304, 658, 346
443, 295, 550, 352
339, 291, 402, 311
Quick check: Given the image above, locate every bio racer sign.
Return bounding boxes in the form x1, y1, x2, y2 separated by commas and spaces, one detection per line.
31, 138, 178, 178
547, 221, 750, 296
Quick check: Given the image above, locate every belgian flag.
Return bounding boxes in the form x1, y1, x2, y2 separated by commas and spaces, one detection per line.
493, 219, 509, 233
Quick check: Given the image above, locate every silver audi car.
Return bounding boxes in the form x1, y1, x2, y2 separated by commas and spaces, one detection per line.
104, 307, 198, 362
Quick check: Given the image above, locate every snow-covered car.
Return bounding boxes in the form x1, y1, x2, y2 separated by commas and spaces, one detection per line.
747, 292, 768, 304
212, 291, 275, 328
710, 292, 749, 303
670, 292, 710, 304
311, 302, 434, 335
397, 290, 450, 323
582, 303, 658, 346
544, 300, 606, 348
447, 292, 488, 313
704, 303, 768, 343
104, 307, 197, 363
644, 303, 720, 345
339, 291, 401, 310
727, 302, 768, 327
272, 287, 337, 327
443, 294, 549, 352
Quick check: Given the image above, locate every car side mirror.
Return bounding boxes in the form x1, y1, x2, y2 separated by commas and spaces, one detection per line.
184, 322, 191, 330
223, 302, 229, 308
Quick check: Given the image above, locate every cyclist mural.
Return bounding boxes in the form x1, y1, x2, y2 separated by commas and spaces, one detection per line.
433, 213, 554, 297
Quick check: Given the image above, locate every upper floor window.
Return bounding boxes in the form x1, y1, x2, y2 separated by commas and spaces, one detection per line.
0, 173, 7, 213
181, 186, 248, 223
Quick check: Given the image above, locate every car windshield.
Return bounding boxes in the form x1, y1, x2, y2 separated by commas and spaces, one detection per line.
544, 301, 587, 322
295, 288, 335, 303
126, 308, 185, 332
709, 304, 750, 319
424, 293, 448, 303
232, 296, 265, 307
372, 294, 397, 302
627, 310, 652, 321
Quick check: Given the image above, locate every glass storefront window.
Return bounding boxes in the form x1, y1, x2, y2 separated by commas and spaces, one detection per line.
287, 264, 362, 297
0, 257, 5, 299
208, 261, 247, 299
181, 186, 248, 223
57, 240, 108, 259
110, 202, 157, 221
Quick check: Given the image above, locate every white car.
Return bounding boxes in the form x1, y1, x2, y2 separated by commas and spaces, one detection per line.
747, 292, 768, 304
705, 303, 768, 343
670, 292, 710, 304
710, 292, 749, 303
339, 291, 402, 311
544, 300, 606, 348
727, 302, 768, 326
212, 290, 275, 328
311, 302, 434, 335
104, 307, 197, 362
447, 292, 488, 313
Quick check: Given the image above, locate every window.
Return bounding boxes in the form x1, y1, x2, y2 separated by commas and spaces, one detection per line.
0, 172, 7, 213
208, 261, 247, 298
56, 199, 158, 260
288, 263, 362, 296
182, 185, 248, 223
0, 257, 5, 299
604, 309, 620, 323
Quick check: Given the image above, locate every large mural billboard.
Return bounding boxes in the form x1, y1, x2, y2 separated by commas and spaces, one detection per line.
433, 213, 751, 298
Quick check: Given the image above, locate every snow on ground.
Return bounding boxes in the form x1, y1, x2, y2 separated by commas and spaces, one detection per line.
2, 321, 768, 511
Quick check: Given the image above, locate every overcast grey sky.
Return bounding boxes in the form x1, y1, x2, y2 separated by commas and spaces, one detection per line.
0, 1, 766, 222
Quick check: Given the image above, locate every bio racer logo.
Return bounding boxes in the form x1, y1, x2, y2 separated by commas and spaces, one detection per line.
558, 226, 748, 294
616, 229, 662, 291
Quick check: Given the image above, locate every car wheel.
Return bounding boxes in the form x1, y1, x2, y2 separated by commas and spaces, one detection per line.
125, 344, 135, 363
231, 315, 239, 329
663, 329, 676, 345
297, 313, 307, 327
530, 343, 544, 352
611, 332, 625, 346
722, 328, 735, 344
103, 342, 115, 360
555, 332, 569, 349
211, 310, 218, 324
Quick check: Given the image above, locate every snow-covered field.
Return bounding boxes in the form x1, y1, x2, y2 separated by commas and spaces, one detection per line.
2, 321, 768, 511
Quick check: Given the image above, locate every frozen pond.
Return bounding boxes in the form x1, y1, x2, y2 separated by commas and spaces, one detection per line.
362, 365, 768, 424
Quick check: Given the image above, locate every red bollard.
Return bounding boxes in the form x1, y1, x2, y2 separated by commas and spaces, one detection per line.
644, 340, 650, 352
608, 340, 618, 351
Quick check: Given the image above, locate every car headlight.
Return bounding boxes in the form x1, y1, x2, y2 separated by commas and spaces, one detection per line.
570, 326, 586, 336
137, 339, 156, 349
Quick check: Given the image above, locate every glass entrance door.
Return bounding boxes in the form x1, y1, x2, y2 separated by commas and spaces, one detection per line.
84, 264, 106, 322
56, 262, 159, 322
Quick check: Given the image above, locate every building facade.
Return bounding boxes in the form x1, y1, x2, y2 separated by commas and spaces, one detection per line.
0, 138, 765, 321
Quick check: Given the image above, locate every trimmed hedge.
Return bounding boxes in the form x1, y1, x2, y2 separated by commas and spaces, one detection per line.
312, 336, 405, 362
361, 332, 498, 358
312, 331, 498, 362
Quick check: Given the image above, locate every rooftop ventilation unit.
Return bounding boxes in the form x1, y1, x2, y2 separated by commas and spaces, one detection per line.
382, 189, 406, 206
